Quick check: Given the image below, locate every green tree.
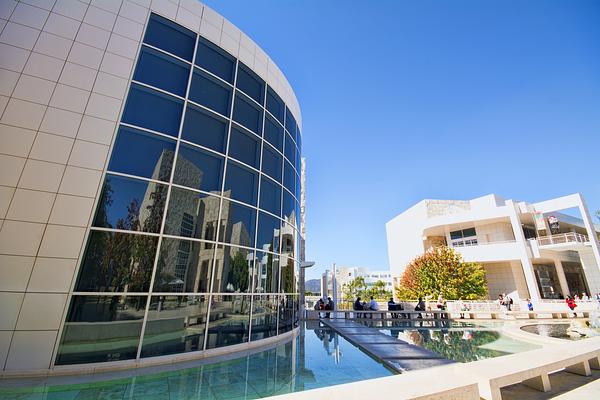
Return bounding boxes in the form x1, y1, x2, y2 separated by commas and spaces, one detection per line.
368, 280, 392, 300
228, 250, 250, 292
342, 276, 367, 301
395, 246, 487, 300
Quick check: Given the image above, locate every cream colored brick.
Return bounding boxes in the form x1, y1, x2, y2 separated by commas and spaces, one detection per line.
5, 330, 58, 371
6, 188, 56, 223
12, 75, 56, 105
49, 84, 90, 114
29, 132, 74, 164
68, 139, 109, 170
59, 166, 102, 197
38, 224, 86, 258
1, 98, 46, 130
0, 186, 15, 218
49, 194, 94, 226
16, 293, 68, 330
77, 115, 116, 144
0, 124, 36, 157
0, 154, 26, 187
0, 292, 24, 330
18, 159, 65, 192
0, 68, 19, 96
0, 255, 35, 291
58, 62, 98, 91
27, 257, 77, 292
40, 107, 83, 138
0, 220, 45, 256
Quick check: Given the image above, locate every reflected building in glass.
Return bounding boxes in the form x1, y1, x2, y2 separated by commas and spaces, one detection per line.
0, 2, 302, 373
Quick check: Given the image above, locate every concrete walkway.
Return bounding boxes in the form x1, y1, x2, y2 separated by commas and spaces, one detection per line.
321, 319, 454, 372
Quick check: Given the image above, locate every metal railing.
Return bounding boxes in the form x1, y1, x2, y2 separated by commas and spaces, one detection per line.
537, 232, 589, 246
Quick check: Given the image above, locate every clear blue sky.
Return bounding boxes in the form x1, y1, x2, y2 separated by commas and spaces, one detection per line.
203, 0, 600, 280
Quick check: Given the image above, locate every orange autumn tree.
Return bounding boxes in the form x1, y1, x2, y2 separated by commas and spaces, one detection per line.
395, 247, 487, 300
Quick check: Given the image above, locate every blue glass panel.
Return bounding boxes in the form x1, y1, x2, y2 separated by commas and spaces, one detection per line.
254, 252, 279, 293
236, 62, 264, 104
133, 46, 190, 97
257, 211, 280, 253
108, 126, 176, 181
266, 86, 284, 124
283, 160, 295, 195
223, 160, 258, 206
195, 37, 235, 83
182, 104, 228, 153
261, 143, 282, 182
212, 247, 254, 294
205, 294, 250, 348
219, 199, 256, 248
228, 125, 260, 169
122, 84, 184, 137
285, 107, 297, 135
296, 128, 302, 150
153, 239, 214, 293
189, 68, 232, 116
163, 186, 220, 241
264, 114, 283, 152
93, 174, 167, 233
232, 92, 262, 135
174, 143, 224, 194
144, 13, 195, 61
259, 177, 281, 217
295, 173, 301, 203
282, 189, 296, 228
284, 131, 295, 165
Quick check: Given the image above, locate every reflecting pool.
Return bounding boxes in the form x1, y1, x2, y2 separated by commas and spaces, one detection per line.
521, 323, 600, 341
0, 323, 393, 400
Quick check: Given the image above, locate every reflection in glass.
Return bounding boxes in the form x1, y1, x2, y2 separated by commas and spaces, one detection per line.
122, 84, 183, 137
153, 238, 214, 293
228, 125, 260, 169
56, 295, 146, 365
93, 174, 167, 233
232, 92, 263, 135
189, 68, 232, 116
261, 143, 282, 183
76, 231, 158, 292
205, 294, 251, 349
223, 160, 258, 206
236, 63, 264, 104
285, 108, 296, 137
141, 295, 208, 357
283, 160, 295, 197
259, 177, 281, 217
278, 295, 298, 334
218, 198, 256, 248
256, 211, 280, 254
174, 143, 224, 193
164, 186, 220, 241
251, 295, 278, 341
280, 222, 296, 260
282, 189, 297, 229
254, 251, 279, 294
284, 131, 295, 165
266, 86, 284, 124
264, 114, 283, 152
195, 37, 235, 84
181, 104, 228, 154
108, 126, 176, 181
212, 245, 254, 293
133, 46, 190, 97
279, 254, 296, 294
144, 13, 195, 61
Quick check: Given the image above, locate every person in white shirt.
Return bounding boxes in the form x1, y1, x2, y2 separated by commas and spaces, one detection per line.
369, 296, 379, 311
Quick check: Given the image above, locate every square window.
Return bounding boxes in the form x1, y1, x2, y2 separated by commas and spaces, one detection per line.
133, 46, 190, 97
282, 190, 297, 228
283, 160, 295, 196
211, 249, 254, 294
236, 62, 264, 104
144, 13, 196, 61
261, 143, 282, 183
284, 131, 295, 165
254, 252, 279, 294
182, 104, 228, 153
195, 37, 235, 84
259, 177, 281, 217
164, 186, 221, 241
264, 114, 283, 152
285, 107, 296, 136
219, 199, 256, 248
189, 68, 232, 116
228, 125, 260, 169
232, 92, 263, 135
174, 143, 224, 194
122, 83, 184, 137
257, 211, 281, 254
223, 160, 258, 206
108, 125, 176, 181
205, 293, 251, 348
266, 86, 284, 124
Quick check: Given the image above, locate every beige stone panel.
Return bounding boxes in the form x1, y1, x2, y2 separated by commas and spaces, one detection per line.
27, 257, 77, 293
38, 225, 86, 258
0, 124, 36, 158
0, 292, 24, 330
29, 132, 74, 164
49, 194, 94, 226
77, 115, 116, 145
0, 154, 26, 187
5, 330, 58, 371
0, 68, 19, 96
0, 255, 35, 292
0, 220, 45, 256
0, 186, 16, 218
68, 139, 109, 170
0, 331, 11, 372
12, 74, 56, 105
1, 98, 46, 130
16, 293, 68, 330
40, 107, 83, 139
6, 188, 56, 223
18, 159, 65, 192
59, 166, 102, 197
23, 52, 65, 82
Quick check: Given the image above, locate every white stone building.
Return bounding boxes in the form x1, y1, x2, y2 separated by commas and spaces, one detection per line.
321, 266, 393, 299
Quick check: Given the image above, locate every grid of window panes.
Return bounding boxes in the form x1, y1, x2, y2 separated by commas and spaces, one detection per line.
55, 13, 301, 366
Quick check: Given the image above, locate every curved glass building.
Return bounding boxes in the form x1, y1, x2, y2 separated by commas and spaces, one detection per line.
0, 1, 302, 373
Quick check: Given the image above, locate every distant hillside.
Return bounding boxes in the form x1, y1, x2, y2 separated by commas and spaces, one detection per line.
305, 279, 321, 294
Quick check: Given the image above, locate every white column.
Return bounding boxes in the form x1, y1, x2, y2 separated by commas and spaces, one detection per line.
577, 194, 600, 269
553, 259, 570, 297
507, 200, 541, 300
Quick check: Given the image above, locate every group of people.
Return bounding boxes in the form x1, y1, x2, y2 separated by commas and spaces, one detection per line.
314, 297, 334, 318
352, 296, 381, 318
497, 293, 514, 311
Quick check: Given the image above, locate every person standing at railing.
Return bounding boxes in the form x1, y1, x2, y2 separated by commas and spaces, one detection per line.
566, 295, 578, 317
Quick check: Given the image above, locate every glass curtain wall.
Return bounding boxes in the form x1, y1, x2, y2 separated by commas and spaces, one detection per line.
56, 13, 301, 366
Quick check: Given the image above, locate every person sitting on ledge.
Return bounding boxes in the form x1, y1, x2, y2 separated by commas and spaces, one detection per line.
353, 296, 363, 318
369, 296, 379, 319
388, 297, 397, 318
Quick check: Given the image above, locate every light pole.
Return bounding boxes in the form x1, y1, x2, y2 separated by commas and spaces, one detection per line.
332, 262, 337, 314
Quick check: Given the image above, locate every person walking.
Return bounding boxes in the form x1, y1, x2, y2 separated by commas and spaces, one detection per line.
566, 295, 577, 317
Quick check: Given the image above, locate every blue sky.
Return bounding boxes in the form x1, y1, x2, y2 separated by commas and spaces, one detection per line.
203, 0, 600, 280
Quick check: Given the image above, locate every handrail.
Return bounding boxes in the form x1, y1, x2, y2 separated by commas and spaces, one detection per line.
537, 232, 589, 246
